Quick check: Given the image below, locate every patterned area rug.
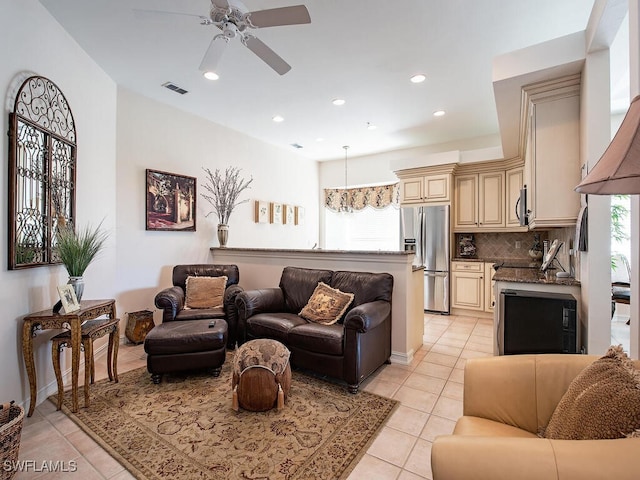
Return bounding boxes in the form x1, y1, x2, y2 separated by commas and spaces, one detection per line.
52, 361, 398, 480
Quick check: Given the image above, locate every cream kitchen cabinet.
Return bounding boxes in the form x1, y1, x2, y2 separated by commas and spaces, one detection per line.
484, 262, 496, 313
506, 167, 524, 228
400, 173, 451, 204
454, 172, 505, 231
523, 76, 581, 229
451, 261, 485, 311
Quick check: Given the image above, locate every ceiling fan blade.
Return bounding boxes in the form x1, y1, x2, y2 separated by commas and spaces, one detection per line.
247, 5, 311, 28
212, 0, 230, 8
243, 36, 291, 75
199, 35, 229, 72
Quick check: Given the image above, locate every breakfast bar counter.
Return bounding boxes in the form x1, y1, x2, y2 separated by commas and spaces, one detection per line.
210, 247, 424, 365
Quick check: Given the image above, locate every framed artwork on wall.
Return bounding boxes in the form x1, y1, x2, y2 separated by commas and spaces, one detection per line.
255, 200, 269, 223
146, 169, 196, 231
270, 202, 283, 224
295, 206, 305, 225
284, 204, 295, 225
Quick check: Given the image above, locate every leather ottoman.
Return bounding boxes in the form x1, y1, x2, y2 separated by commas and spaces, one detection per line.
144, 319, 228, 384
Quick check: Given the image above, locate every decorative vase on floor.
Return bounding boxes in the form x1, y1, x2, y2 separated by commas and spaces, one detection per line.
217, 224, 229, 248
68, 276, 84, 302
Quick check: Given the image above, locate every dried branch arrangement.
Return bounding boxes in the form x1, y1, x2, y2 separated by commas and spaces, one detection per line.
201, 167, 253, 225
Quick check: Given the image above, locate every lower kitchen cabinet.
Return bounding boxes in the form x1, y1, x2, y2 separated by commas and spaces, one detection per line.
451, 261, 484, 311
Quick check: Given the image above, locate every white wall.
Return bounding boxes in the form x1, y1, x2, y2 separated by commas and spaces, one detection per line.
115, 88, 320, 323
0, 0, 117, 406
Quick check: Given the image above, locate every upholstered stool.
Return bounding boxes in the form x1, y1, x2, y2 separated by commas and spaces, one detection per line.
144, 319, 228, 384
232, 339, 291, 412
51, 317, 120, 410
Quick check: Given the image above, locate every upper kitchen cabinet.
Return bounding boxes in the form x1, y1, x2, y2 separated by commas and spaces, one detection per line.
523, 75, 581, 229
395, 165, 455, 205
452, 159, 525, 233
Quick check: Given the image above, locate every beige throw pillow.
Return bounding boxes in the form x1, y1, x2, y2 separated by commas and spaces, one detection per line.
299, 282, 354, 325
543, 345, 640, 440
185, 276, 227, 309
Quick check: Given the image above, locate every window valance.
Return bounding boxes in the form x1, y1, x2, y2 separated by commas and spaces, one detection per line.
324, 183, 399, 212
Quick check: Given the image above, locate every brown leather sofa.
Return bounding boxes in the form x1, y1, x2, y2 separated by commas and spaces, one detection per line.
235, 266, 393, 393
431, 354, 640, 480
154, 264, 243, 349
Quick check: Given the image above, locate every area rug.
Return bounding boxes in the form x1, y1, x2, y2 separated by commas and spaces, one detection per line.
51, 361, 398, 480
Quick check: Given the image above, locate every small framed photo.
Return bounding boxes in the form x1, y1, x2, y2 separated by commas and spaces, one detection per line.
541, 239, 564, 272
284, 204, 295, 225
270, 202, 283, 224
57, 284, 80, 313
295, 206, 305, 226
255, 200, 269, 223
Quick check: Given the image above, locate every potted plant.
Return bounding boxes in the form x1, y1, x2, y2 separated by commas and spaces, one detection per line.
56, 221, 109, 301
201, 166, 253, 247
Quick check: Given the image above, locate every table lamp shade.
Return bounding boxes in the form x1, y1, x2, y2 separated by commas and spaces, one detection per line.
575, 94, 640, 194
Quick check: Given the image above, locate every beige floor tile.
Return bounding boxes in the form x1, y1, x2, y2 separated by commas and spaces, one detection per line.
428, 344, 463, 357
423, 352, 458, 367
431, 396, 463, 422
362, 377, 402, 398
45, 410, 80, 436
109, 469, 137, 480
404, 439, 433, 479
393, 386, 439, 413
65, 430, 101, 456
414, 362, 453, 380
403, 373, 446, 395
434, 336, 467, 348
439, 331, 470, 341
459, 349, 492, 360
346, 454, 401, 480
385, 405, 431, 437
441, 382, 464, 401
367, 426, 417, 467
420, 415, 456, 442
422, 334, 442, 344
83, 446, 125, 478
464, 342, 493, 354
453, 358, 466, 370
376, 365, 413, 384
447, 368, 464, 384
19, 421, 80, 462
467, 334, 492, 346
398, 470, 428, 480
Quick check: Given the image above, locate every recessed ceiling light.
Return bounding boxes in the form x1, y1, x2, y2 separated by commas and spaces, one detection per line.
410, 74, 426, 83
272, 115, 284, 122
203, 71, 219, 81
332, 98, 346, 106
433, 110, 446, 117
316, 137, 325, 142
367, 122, 377, 130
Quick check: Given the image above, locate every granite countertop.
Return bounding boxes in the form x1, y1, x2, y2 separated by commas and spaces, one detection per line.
493, 268, 580, 286
211, 247, 413, 255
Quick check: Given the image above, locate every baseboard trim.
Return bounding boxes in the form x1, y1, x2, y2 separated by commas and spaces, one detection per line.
390, 349, 414, 366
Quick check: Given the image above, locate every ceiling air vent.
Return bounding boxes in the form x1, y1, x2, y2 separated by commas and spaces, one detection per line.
162, 82, 188, 95
290, 143, 304, 149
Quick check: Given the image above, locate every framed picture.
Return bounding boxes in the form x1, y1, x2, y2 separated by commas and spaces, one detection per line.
295, 206, 305, 225
284, 204, 295, 225
541, 239, 564, 272
146, 169, 196, 231
255, 200, 269, 223
270, 202, 283, 224
57, 284, 80, 313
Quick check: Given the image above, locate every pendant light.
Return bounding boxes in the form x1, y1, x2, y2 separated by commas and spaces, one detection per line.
339, 145, 353, 213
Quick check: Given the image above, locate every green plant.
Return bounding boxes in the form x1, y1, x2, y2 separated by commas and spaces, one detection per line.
201, 167, 253, 225
611, 195, 630, 270
56, 221, 109, 277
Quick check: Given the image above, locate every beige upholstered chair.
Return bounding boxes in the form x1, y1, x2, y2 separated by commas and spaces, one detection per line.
431, 354, 640, 480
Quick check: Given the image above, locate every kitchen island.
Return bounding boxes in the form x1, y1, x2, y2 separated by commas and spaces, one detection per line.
210, 247, 425, 365
493, 266, 582, 355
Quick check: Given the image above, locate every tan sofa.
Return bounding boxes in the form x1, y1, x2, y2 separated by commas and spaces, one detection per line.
431, 354, 640, 480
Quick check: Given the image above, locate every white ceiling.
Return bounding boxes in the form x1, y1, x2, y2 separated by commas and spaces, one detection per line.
38, 0, 595, 161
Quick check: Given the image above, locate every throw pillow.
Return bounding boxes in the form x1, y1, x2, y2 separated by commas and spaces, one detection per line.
185, 275, 227, 309
543, 345, 640, 440
299, 282, 354, 325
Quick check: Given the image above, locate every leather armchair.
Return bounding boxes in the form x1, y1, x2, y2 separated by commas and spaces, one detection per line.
431, 354, 640, 480
154, 264, 242, 349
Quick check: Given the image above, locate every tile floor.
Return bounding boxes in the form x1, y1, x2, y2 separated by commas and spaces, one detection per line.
17, 309, 626, 479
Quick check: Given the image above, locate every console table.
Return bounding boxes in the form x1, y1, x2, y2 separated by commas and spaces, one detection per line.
22, 299, 117, 416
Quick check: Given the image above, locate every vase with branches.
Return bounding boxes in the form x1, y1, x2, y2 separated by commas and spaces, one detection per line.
201, 166, 253, 247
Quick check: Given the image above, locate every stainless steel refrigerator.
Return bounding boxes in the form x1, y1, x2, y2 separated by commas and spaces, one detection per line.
401, 205, 450, 314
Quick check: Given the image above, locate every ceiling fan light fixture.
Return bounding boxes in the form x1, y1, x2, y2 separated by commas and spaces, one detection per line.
203, 71, 220, 80
272, 115, 284, 122
332, 98, 346, 106
410, 74, 426, 83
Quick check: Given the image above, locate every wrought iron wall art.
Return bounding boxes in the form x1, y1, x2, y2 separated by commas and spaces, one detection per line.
146, 169, 196, 231
8, 75, 76, 269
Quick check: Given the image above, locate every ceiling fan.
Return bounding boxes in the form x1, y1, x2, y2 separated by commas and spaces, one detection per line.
198, 0, 311, 76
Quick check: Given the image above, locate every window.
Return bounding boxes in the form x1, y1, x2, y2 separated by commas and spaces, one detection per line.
325, 206, 400, 251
